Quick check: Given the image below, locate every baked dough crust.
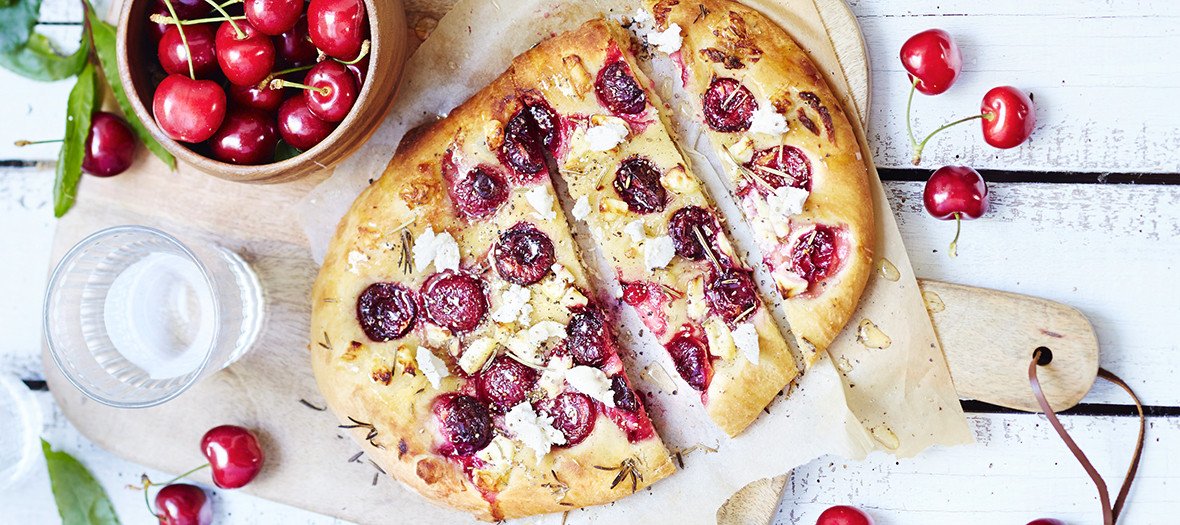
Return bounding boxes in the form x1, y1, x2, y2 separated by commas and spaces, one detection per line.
311, 61, 673, 522
648, 0, 875, 367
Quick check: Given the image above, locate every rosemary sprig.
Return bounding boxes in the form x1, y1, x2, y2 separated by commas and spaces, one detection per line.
594, 457, 643, 493
694, 4, 710, 23
339, 416, 384, 448
299, 398, 326, 411
693, 226, 721, 270
318, 330, 333, 351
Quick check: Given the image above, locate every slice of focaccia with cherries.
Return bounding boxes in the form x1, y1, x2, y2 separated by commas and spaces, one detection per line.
641, 0, 875, 368
311, 64, 673, 522
508, 19, 799, 437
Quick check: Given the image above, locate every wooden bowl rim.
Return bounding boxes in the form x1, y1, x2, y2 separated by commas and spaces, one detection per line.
115, 0, 404, 183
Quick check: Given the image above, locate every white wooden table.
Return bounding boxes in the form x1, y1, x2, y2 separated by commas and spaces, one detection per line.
2, 0, 1177, 523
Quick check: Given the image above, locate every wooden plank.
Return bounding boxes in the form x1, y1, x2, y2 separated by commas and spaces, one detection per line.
774, 412, 1177, 525
851, 0, 1180, 172
885, 181, 1180, 407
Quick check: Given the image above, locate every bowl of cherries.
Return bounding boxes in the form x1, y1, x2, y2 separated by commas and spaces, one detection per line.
115, 0, 408, 183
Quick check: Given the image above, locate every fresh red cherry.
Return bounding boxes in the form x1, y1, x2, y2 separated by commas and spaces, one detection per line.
200, 425, 265, 489
152, 74, 227, 143
277, 94, 336, 150
82, 112, 137, 177
301, 60, 358, 122
1025, 520, 1066, 525
158, 24, 218, 78
923, 165, 989, 257
272, 15, 317, 67
146, 3, 171, 45
982, 86, 1036, 149
816, 505, 874, 525
228, 82, 284, 113
154, 483, 212, 525
215, 20, 276, 86
209, 107, 280, 165
156, 0, 211, 20
346, 55, 369, 86
244, 0, 303, 36
307, 0, 367, 60
900, 29, 961, 95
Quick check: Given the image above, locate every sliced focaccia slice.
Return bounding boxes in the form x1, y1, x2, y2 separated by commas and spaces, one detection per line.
310, 66, 673, 522
640, 0, 875, 367
508, 19, 798, 437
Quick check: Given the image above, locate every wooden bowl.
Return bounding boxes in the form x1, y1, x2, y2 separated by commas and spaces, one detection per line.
116, 0, 408, 184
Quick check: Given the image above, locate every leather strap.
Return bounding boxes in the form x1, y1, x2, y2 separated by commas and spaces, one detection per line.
1029, 349, 1145, 525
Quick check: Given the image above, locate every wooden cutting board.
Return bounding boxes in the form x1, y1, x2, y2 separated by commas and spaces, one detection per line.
42, 1, 1098, 524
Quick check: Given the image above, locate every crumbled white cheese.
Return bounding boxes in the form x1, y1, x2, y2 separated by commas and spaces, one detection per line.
644, 235, 676, 270
766, 185, 810, 218
732, 323, 761, 365
528, 321, 567, 344
564, 366, 616, 407
633, 8, 653, 27
584, 121, 629, 152
505, 321, 567, 363
572, 195, 592, 221
505, 402, 566, 461
749, 104, 790, 136
459, 338, 497, 375
624, 219, 646, 244
412, 227, 460, 273
525, 186, 557, 221
648, 22, 683, 54
537, 355, 573, 398
346, 250, 369, 275
416, 346, 450, 389
491, 284, 532, 324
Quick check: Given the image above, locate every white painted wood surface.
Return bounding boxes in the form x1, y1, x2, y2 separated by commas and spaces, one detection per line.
2, 0, 1178, 523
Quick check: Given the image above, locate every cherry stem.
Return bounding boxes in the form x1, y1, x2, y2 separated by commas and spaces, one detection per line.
269, 78, 330, 96
203, 0, 245, 39
150, 13, 247, 25
334, 40, 371, 65
257, 64, 314, 89
948, 213, 961, 258
139, 462, 211, 518
218, 0, 242, 7
905, 77, 918, 151
912, 113, 993, 166
159, 0, 195, 79
14, 139, 64, 146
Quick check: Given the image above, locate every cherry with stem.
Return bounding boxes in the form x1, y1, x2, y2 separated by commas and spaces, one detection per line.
159, 0, 195, 79
923, 165, 989, 258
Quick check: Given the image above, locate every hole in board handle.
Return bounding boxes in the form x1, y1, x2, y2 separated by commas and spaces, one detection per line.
1034, 346, 1053, 366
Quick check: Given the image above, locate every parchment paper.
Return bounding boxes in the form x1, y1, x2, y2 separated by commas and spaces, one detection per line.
295, 1, 972, 522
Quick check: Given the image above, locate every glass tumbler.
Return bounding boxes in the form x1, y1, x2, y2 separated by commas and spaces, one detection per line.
43, 225, 264, 408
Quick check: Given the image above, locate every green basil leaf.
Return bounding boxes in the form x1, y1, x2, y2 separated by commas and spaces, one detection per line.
0, 31, 90, 81
85, 3, 175, 170
41, 439, 123, 525
54, 61, 96, 217
0, 0, 41, 54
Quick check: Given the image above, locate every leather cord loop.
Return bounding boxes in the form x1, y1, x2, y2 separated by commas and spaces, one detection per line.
1028, 348, 1146, 525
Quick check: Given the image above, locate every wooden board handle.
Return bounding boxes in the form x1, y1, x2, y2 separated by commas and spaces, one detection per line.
919, 279, 1099, 413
